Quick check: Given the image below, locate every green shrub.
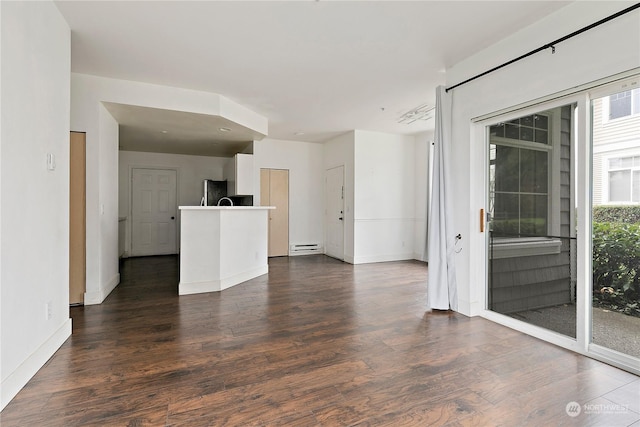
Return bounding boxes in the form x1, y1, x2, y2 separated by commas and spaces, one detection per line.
593, 205, 640, 223
592, 221, 640, 316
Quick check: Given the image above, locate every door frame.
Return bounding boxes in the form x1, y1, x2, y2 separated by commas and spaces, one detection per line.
325, 165, 345, 261
128, 166, 179, 257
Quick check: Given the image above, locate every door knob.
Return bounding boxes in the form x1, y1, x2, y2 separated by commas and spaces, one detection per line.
171, 216, 175, 220
339, 217, 343, 220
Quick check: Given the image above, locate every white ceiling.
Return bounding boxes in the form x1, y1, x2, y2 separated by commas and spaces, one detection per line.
55, 0, 572, 155
104, 103, 264, 156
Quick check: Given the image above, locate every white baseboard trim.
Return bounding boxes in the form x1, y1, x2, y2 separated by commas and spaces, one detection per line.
179, 265, 268, 295
352, 252, 415, 265
1, 319, 72, 411
103, 273, 120, 300
467, 300, 482, 317
289, 251, 322, 257
413, 252, 427, 262
344, 255, 355, 264
84, 273, 120, 305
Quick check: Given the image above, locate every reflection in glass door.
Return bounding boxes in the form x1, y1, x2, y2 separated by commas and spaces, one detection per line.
488, 103, 578, 338
591, 88, 640, 359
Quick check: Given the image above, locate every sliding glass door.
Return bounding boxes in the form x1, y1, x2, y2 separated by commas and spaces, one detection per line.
487, 104, 577, 338
484, 76, 640, 373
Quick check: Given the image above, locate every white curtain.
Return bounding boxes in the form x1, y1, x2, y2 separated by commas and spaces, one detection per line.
427, 85, 458, 311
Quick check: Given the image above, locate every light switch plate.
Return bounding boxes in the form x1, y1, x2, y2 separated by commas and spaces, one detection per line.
47, 153, 56, 171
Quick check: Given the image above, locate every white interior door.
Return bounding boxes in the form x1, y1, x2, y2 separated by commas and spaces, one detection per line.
325, 166, 344, 260
131, 168, 177, 256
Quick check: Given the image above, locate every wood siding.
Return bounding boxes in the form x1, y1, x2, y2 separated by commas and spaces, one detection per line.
592, 96, 640, 205
490, 240, 572, 313
593, 97, 640, 147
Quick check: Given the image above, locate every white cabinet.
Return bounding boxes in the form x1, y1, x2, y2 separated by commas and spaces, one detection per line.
178, 206, 272, 294
224, 153, 254, 196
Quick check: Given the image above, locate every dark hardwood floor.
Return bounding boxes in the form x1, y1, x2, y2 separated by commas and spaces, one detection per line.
2, 255, 639, 426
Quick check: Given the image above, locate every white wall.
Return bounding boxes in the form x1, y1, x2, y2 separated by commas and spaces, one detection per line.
0, 1, 71, 410
446, 1, 640, 316
353, 130, 417, 264
1, 6, 3, 400
323, 132, 356, 261
413, 131, 432, 262
253, 138, 325, 252
97, 104, 119, 301
71, 73, 268, 305
321, 130, 428, 264
0, 0, 3, 404
118, 150, 229, 255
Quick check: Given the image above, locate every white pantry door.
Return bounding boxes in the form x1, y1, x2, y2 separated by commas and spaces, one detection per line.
325, 166, 344, 260
131, 168, 177, 256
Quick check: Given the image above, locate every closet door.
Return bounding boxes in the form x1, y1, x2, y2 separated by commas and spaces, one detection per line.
260, 169, 289, 257
69, 132, 86, 305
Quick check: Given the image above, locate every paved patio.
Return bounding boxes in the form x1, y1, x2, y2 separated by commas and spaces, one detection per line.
507, 305, 640, 359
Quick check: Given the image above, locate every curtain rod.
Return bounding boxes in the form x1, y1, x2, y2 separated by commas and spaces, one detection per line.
445, 2, 640, 93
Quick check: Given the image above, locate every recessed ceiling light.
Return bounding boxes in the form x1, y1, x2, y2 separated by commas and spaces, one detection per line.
219, 127, 231, 132
294, 132, 305, 136
161, 130, 168, 134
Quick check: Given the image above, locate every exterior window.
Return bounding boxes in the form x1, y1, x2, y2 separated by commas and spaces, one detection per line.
489, 114, 550, 237
608, 155, 640, 203
490, 114, 549, 144
608, 88, 640, 120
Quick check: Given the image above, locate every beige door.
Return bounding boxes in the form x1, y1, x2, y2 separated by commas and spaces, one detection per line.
260, 169, 289, 257
69, 132, 86, 305
131, 168, 178, 256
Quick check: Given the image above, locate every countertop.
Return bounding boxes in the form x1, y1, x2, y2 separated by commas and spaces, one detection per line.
179, 206, 275, 210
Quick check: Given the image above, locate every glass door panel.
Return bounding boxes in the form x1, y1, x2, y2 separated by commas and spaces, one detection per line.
488, 104, 578, 338
591, 89, 640, 359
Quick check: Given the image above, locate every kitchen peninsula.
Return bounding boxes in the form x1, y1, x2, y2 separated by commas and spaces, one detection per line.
178, 206, 274, 295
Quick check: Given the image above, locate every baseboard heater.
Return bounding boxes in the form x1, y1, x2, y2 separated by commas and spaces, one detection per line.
290, 243, 322, 255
